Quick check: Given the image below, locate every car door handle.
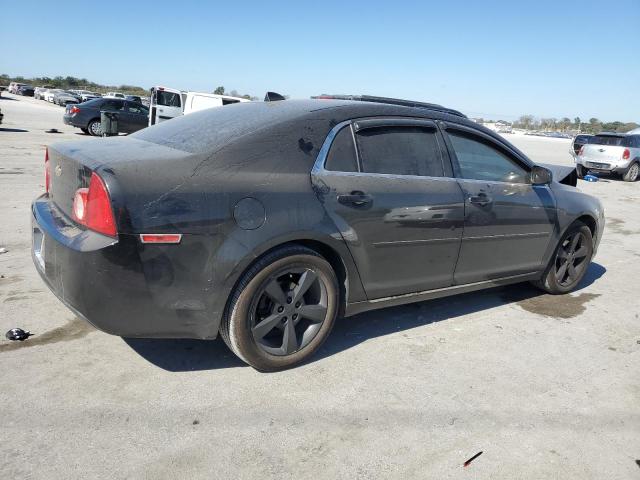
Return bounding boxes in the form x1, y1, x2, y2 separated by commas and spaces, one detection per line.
337, 191, 373, 207
468, 193, 492, 206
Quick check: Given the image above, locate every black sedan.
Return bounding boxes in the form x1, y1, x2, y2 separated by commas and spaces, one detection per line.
17, 85, 35, 96
33, 96, 604, 371
63, 98, 149, 136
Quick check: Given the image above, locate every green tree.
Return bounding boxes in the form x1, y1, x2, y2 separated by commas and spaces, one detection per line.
213, 86, 225, 95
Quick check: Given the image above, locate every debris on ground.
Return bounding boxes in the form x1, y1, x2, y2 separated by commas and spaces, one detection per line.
45, 128, 62, 134
463, 451, 483, 467
5, 328, 34, 341
0, 247, 8, 254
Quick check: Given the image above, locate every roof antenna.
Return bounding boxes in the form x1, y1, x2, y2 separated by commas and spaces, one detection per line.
264, 91, 286, 102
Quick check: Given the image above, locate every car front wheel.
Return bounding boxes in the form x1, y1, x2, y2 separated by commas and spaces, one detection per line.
533, 222, 593, 294
220, 245, 339, 371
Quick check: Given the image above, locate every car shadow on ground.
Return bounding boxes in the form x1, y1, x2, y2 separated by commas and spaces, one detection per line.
123, 262, 606, 372
0, 96, 18, 101
0, 128, 29, 133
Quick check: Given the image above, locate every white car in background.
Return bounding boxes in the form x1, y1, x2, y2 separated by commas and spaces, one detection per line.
44, 89, 64, 102
104, 92, 125, 98
148, 86, 249, 126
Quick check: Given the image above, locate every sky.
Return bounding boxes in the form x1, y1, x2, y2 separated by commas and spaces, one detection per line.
2, 0, 639, 122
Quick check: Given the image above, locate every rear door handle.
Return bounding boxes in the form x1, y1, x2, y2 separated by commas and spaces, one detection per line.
337, 191, 373, 207
468, 193, 492, 206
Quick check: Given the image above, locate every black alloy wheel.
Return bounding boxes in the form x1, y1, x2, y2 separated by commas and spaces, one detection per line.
220, 245, 339, 371
251, 268, 329, 356
554, 230, 590, 287
533, 222, 593, 294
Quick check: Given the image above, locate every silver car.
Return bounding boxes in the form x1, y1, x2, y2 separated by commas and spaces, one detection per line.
575, 132, 640, 182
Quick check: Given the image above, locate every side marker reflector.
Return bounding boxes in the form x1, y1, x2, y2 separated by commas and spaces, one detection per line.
140, 234, 182, 244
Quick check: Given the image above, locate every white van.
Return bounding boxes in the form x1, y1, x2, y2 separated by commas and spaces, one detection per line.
149, 86, 249, 126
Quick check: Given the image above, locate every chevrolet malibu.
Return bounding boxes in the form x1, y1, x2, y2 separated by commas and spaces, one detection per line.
32, 96, 605, 371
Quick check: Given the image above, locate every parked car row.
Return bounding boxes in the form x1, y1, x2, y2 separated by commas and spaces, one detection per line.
8, 82, 35, 96
29, 87, 146, 107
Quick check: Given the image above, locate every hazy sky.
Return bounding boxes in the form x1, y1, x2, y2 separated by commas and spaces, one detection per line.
2, 0, 639, 122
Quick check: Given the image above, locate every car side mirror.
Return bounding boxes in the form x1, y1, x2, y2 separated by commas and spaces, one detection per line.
531, 166, 552, 185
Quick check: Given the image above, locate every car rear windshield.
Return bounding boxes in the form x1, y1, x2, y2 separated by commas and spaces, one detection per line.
591, 135, 631, 147
132, 101, 315, 154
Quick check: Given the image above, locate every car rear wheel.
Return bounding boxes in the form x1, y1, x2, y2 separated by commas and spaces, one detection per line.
533, 222, 593, 294
220, 245, 339, 371
622, 162, 639, 182
87, 119, 102, 136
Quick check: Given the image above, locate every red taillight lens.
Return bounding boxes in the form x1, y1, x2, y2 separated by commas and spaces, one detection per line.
70, 106, 80, 114
72, 172, 117, 237
578, 146, 585, 156
622, 148, 630, 160
44, 148, 50, 193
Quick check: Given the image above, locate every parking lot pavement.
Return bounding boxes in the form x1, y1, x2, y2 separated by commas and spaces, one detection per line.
1, 94, 639, 479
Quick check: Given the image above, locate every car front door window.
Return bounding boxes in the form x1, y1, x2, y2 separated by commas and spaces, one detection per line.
448, 131, 529, 183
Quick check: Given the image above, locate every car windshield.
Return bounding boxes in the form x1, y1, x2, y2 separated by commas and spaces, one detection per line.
591, 135, 631, 147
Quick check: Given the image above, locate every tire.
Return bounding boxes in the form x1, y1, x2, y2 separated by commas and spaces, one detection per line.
80, 127, 89, 134
87, 119, 102, 137
576, 164, 586, 179
622, 162, 639, 182
220, 245, 339, 371
533, 222, 593, 294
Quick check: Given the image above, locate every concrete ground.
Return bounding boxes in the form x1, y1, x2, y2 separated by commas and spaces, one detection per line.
0, 94, 638, 479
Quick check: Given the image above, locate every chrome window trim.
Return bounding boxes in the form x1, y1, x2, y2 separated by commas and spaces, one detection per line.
312, 118, 451, 179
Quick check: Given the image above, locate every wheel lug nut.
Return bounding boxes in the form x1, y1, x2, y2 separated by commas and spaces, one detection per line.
286, 297, 292, 304
292, 314, 298, 320
277, 306, 284, 313
282, 316, 287, 322
295, 302, 301, 308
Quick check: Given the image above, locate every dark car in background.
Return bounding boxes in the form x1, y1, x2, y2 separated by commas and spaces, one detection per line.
17, 85, 35, 96
63, 98, 149, 136
53, 91, 81, 106
125, 95, 143, 103
34, 96, 604, 371
570, 134, 593, 157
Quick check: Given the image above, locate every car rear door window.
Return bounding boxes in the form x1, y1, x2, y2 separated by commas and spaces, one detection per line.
157, 91, 182, 107
448, 131, 529, 183
101, 100, 125, 111
355, 126, 444, 177
325, 126, 358, 172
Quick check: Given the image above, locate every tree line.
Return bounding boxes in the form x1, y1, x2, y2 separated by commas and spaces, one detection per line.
0, 74, 260, 100
1, 74, 149, 96
511, 115, 638, 134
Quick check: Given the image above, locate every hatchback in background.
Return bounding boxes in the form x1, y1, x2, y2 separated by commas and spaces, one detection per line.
63, 97, 149, 135
576, 132, 640, 181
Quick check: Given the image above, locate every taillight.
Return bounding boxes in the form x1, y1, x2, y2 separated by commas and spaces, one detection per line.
72, 172, 117, 237
622, 148, 630, 160
578, 146, 585, 156
70, 106, 80, 114
44, 148, 50, 193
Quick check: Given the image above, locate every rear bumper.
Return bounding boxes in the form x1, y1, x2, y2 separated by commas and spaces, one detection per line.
576, 158, 631, 174
31, 195, 220, 339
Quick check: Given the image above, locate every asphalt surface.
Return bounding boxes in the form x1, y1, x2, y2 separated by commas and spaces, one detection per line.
1, 93, 638, 479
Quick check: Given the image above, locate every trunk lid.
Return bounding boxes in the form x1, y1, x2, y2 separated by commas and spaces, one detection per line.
581, 134, 630, 166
